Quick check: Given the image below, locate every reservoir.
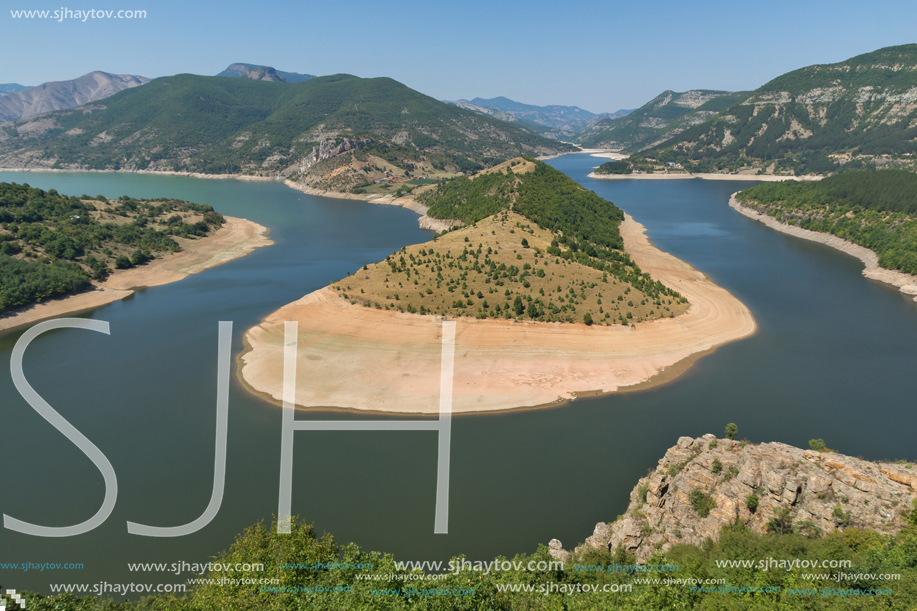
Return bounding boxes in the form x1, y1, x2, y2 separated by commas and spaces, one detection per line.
2, 154, 916, 593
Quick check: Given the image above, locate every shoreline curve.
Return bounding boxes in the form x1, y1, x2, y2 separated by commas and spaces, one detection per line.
729, 194, 917, 302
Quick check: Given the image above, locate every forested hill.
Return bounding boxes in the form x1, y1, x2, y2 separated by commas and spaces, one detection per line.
0, 74, 575, 191
0, 182, 224, 313
576, 89, 748, 152
736, 170, 917, 274
636, 44, 917, 175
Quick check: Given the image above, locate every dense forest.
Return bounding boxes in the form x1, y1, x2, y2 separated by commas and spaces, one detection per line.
0, 182, 223, 313
18, 507, 917, 609
736, 170, 917, 274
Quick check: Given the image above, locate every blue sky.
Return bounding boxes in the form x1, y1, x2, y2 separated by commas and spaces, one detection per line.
2, 0, 914, 112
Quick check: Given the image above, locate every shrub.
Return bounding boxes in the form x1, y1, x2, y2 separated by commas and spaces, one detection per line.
745, 494, 759, 513
809, 438, 829, 452
688, 489, 717, 518
725, 423, 738, 440
833, 505, 852, 527
712, 458, 722, 474
708, 439, 718, 449
114, 254, 132, 269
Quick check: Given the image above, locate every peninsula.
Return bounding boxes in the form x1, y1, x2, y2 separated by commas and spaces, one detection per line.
240, 159, 755, 413
0, 183, 271, 333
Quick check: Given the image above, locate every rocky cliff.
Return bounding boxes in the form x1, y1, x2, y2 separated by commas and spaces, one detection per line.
552, 435, 917, 563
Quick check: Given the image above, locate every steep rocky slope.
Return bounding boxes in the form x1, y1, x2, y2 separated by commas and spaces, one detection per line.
552, 435, 917, 562
640, 44, 917, 174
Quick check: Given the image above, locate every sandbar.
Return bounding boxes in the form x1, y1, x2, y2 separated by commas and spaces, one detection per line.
239, 215, 756, 414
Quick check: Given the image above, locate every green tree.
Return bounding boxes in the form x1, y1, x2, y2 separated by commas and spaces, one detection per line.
725, 423, 738, 440
583, 312, 593, 325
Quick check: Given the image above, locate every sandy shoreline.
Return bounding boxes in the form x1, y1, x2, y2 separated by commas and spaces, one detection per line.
239, 214, 756, 414
588, 171, 822, 182
0, 217, 273, 334
729, 195, 917, 302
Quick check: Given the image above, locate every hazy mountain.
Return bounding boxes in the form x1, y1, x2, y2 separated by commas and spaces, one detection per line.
0, 73, 575, 191
0, 83, 29, 95
0, 71, 149, 123
217, 63, 315, 83
449, 96, 619, 139
576, 89, 749, 152
638, 44, 917, 175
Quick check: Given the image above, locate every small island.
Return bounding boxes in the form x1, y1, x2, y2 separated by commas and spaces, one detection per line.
240, 158, 756, 413
0, 182, 272, 333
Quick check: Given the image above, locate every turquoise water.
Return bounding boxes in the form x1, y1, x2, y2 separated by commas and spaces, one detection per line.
1, 157, 916, 594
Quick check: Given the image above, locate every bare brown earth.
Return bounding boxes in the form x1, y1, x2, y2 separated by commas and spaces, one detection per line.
0, 217, 272, 333
239, 215, 756, 414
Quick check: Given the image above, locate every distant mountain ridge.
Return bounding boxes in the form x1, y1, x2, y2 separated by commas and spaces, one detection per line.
576, 89, 749, 152
217, 63, 315, 83
637, 44, 917, 175
448, 96, 628, 140
0, 71, 149, 123
0, 73, 574, 193
0, 83, 29, 95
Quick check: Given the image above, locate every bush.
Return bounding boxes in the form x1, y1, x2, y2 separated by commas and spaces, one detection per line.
711, 458, 722, 474
114, 255, 133, 269
809, 438, 827, 452
833, 505, 852, 527
725, 423, 738, 440
745, 494, 759, 513
688, 489, 717, 518
583, 312, 593, 325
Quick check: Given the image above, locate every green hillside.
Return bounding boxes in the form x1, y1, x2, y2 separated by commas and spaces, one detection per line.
576, 90, 749, 152
0, 182, 224, 312
637, 45, 917, 175
0, 74, 574, 188
736, 170, 917, 274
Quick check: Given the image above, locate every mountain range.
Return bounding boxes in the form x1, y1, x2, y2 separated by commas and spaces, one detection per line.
449, 96, 631, 140
0, 71, 148, 123
0, 83, 29, 95
635, 44, 917, 175
576, 89, 749, 152
0, 73, 573, 191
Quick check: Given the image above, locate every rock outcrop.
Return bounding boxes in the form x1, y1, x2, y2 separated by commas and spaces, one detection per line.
552, 436, 917, 562
297, 138, 374, 174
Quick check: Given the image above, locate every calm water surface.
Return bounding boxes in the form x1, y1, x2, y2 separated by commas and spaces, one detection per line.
1, 156, 916, 593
